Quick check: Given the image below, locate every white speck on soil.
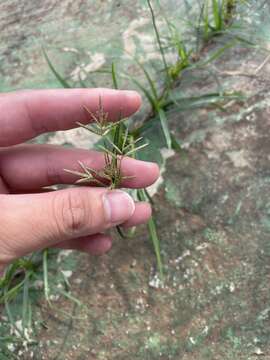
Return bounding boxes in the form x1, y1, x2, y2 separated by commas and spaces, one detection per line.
74, 278, 83, 284
7, 343, 15, 352
61, 270, 73, 279
195, 242, 210, 251
229, 282, 235, 293
49, 294, 60, 302
148, 273, 164, 289
202, 326, 209, 335
172, 249, 191, 264
70, 52, 105, 81
62, 47, 79, 53
57, 249, 74, 263
253, 347, 264, 355
226, 150, 251, 168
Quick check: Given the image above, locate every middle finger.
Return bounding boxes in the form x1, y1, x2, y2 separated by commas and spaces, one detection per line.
0, 144, 159, 191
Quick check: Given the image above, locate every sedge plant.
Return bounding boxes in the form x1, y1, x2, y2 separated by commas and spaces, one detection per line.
200, 0, 241, 42
64, 68, 164, 277
43, 51, 165, 277
41, 0, 247, 280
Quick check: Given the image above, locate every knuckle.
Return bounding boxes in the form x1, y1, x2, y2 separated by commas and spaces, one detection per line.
52, 190, 92, 237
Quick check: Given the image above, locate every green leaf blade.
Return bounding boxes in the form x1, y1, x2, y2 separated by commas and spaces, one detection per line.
158, 108, 171, 149
43, 48, 71, 88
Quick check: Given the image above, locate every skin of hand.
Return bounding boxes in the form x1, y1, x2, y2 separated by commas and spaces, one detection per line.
0, 88, 159, 274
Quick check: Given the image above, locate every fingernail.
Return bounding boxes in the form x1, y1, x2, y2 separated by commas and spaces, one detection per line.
103, 190, 135, 224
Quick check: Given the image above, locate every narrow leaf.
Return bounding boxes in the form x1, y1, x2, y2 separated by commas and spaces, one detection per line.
43, 48, 71, 88
111, 62, 119, 90
170, 132, 181, 153
137, 189, 163, 278
158, 108, 171, 149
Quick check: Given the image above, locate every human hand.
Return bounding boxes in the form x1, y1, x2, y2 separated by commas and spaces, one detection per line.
0, 89, 159, 273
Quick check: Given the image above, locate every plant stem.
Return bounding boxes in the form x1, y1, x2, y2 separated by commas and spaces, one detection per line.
146, 0, 171, 87
43, 249, 50, 303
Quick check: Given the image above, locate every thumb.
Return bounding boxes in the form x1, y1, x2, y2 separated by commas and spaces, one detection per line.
0, 188, 135, 264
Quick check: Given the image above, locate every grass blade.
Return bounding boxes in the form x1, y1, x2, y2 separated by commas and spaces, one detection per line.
43, 48, 71, 88
147, 217, 163, 279
115, 46, 159, 101
143, 188, 154, 205
146, 0, 170, 86
123, 73, 157, 110
137, 189, 163, 278
43, 249, 50, 304
186, 39, 237, 69
204, 39, 237, 64
133, 57, 159, 101
111, 62, 119, 90
203, 0, 210, 40
4, 290, 25, 339
22, 273, 30, 329
212, 0, 222, 30
170, 132, 181, 152
158, 108, 171, 149
56, 288, 82, 307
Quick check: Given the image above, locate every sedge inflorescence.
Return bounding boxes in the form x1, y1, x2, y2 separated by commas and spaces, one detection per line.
64, 98, 148, 190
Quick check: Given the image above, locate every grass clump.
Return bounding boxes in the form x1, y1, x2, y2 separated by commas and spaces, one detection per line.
200, 0, 239, 41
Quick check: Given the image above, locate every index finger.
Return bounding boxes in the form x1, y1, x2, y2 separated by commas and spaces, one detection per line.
0, 88, 141, 146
